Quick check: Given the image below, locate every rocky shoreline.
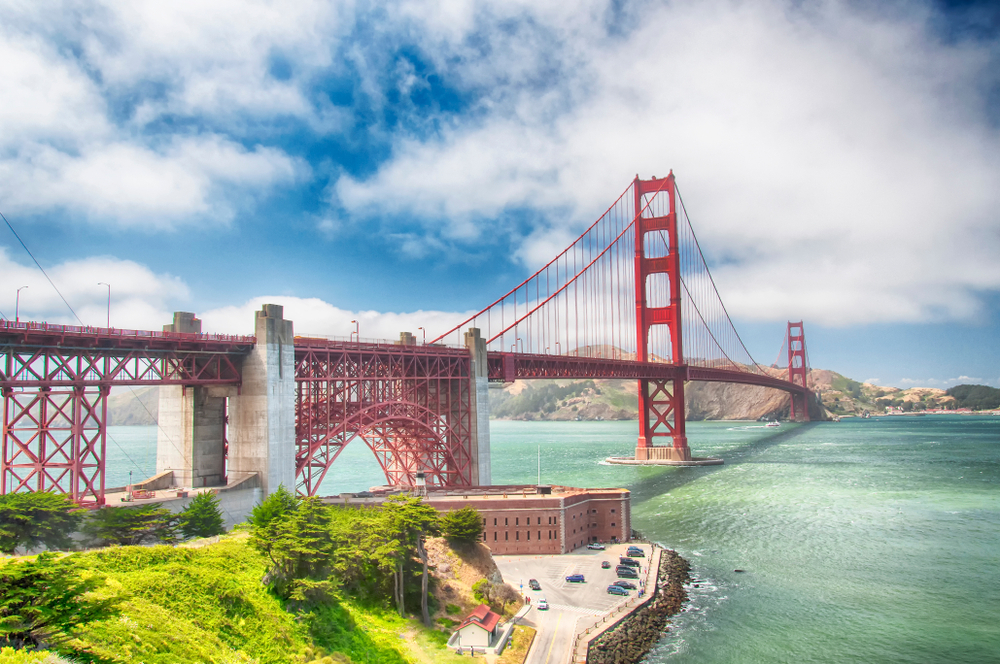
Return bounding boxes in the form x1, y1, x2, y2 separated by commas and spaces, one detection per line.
587, 548, 692, 664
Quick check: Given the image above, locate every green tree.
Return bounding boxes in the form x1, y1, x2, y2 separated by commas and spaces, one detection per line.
439, 507, 483, 544
471, 578, 494, 605
248, 485, 299, 529
0, 553, 117, 649
179, 492, 226, 540
249, 496, 337, 605
82, 503, 178, 547
380, 496, 440, 625
0, 492, 84, 555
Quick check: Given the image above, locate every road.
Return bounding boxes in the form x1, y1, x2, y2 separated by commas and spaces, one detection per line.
494, 543, 652, 664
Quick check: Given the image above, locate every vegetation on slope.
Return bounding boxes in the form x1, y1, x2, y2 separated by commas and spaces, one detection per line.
946, 384, 1000, 410
1, 492, 517, 663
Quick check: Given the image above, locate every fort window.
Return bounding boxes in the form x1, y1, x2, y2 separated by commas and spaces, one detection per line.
527, 531, 530, 540
516, 532, 520, 541
494, 518, 497, 526
494, 532, 497, 541
505, 518, 508, 526
516, 517, 519, 526
505, 532, 508, 541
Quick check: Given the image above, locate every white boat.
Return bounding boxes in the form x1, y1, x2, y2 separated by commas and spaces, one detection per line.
765, 421, 781, 428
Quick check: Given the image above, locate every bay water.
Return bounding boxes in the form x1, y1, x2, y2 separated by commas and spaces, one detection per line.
105, 416, 1000, 663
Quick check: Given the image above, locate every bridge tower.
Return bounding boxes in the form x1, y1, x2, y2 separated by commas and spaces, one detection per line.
787, 321, 810, 422
633, 173, 691, 462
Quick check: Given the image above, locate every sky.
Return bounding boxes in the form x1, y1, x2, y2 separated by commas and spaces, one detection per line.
1, 0, 999, 389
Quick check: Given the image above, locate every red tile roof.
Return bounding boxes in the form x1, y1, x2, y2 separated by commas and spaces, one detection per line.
457, 604, 501, 633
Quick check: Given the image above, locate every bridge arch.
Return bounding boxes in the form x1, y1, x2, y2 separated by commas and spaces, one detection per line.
295, 399, 471, 496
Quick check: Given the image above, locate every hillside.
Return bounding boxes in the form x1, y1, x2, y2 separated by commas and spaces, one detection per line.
107, 386, 158, 425
487, 368, 974, 421
489, 372, 829, 422
0, 532, 517, 663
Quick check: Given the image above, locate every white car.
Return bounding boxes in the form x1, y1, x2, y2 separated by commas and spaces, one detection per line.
587, 542, 606, 550
537, 598, 549, 610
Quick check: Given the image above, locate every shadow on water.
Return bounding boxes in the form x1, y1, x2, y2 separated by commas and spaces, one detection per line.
626, 423, 821, 503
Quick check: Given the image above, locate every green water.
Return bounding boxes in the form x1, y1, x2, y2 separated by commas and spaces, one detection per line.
106, 416, 1000, 662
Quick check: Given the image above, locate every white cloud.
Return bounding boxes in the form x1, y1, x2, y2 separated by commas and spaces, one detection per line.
0, 1, 319, 229
333, 0, 1000, 327
200, 296, 477, 343
0, 248, 189, 329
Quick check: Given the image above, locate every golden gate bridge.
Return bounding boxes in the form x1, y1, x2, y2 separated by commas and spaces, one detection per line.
1, 173, 815, 505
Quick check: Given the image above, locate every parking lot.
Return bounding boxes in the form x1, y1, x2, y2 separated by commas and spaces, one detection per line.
494, 542, 652, 664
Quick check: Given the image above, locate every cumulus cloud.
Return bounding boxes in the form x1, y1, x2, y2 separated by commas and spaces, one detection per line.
333, 0, 1000, 327
0, 248, 189, 329
200, 296, 476, 343
0, 1, 318, 229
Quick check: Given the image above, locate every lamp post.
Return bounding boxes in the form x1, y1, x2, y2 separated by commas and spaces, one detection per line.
350, 319, 359, 342
98, 282, 111, 328
15, 285, 28, 323
417, 326, 425, 345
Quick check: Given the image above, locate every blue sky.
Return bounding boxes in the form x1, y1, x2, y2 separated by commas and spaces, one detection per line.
1, 0, 998, 389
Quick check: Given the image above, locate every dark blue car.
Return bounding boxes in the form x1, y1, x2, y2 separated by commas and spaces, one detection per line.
565, 574, 586, 583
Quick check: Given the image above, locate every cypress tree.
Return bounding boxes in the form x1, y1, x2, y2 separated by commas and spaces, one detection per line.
179, 491, 226, 539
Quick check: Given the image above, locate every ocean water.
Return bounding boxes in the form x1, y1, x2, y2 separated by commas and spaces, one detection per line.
104, 416, 1000, 663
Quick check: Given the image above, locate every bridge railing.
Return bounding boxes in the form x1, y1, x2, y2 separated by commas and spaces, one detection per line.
0, 319, 255, 345
294, 334, 467, 351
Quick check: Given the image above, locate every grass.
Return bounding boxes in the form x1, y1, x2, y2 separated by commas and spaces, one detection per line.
2, 533, 491, 664
496, 626, 536, 664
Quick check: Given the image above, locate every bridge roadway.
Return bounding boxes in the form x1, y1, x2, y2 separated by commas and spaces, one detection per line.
2, 314, 812, 502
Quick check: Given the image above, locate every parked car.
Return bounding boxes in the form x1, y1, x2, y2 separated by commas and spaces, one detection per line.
607, 584, 629, 596
537, 598, 549, 610
616, 566, 639, 579
587, 542, 606, 550
619, 557, 640, 567
626, 547, 645, 557
601, 560, 612, 569
612, 580, 637, 590
565, 574, 586, 583
529, 579, 541, 591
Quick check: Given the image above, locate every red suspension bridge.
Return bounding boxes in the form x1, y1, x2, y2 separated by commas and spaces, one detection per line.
1, 173, 815, 504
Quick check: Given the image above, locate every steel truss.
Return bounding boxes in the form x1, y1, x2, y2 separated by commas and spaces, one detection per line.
294, 340, 474, 495
1, 322, 251, 504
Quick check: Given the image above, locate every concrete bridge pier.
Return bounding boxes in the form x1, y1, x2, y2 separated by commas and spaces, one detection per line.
228, 304, 296, 497
466, 327, 491, 486
155, 305, 294, 498
156, 312, 231, 488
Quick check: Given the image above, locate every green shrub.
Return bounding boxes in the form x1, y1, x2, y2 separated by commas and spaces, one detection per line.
82, 503, 178, 547
179, 492, 225, 539
439, 507, 482, 544
0, 553, 117, 650
0, 492, 84, 555
445, 603, 461, 615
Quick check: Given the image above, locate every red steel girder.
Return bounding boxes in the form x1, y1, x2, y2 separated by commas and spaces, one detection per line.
293, 339, 474, 494
2, 386, 108, 505
1, 346, 245, 388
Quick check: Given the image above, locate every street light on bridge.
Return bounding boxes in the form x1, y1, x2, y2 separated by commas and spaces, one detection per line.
97, 282, 111, 328
15, 285, 28, 323
350, 319, 359, 342
417, 326, 425, 345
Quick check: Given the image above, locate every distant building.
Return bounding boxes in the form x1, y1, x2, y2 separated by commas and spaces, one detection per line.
453, 604, 502, 648
324, 484, 631, 555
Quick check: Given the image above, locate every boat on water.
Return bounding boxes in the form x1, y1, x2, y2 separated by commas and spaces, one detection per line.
765, 421, 781, 428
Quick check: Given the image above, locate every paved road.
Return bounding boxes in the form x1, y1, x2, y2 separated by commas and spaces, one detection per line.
494, 543, 652, 664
